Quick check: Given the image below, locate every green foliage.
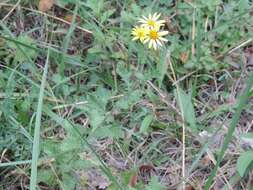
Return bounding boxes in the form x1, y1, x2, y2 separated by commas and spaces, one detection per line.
140, 114, 153, 133
146, 176, 165, 190
0, 0, 252, 189
237, 133, 253, 177
236, 151, 253, 177
6, 35, 38, 63
175, 87, 197, 133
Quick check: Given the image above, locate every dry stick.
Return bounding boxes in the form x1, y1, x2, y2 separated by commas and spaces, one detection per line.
228, 38, 253, 54
206, 150, 234, 190
216, 38, 253, 59
172, 70, 197, 86
0, 3, 92, 34
1, 0, 21, 21
167, 55, 186, 189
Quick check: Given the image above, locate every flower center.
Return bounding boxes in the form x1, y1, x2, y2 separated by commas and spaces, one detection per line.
147, 20, 156, 27
149, 30, 158, 40
138, 30, 144, 37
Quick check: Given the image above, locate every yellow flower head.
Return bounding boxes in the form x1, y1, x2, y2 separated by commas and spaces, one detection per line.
132, 13, 168, 50
139, 12, 166, 30
131, 26, 148, 42
143, 28, 168, 50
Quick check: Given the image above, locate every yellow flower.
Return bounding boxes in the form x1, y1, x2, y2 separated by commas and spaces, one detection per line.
131, 26, 148, 42
139, 13, 166, 30
143, 28, 168, 50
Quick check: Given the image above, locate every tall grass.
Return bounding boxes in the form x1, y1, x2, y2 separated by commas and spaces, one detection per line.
204, 72, 253, 189
29, 50, 50, 190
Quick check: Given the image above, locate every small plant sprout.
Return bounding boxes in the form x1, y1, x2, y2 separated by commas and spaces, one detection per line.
131, 13, 168, 50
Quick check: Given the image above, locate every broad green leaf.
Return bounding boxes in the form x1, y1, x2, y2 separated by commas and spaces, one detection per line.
157, 49, 168, 86
92, 125, 124, 139
60, 135, 82, 152
238, 0, 249, 12
140, 115, 153, 133
175, 88, 197, 133
237, 151, 253, 177
71, 159, 95, 170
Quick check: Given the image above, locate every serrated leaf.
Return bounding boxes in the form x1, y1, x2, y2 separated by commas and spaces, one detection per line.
116, 90, 142, 110
37, 169, 56, 186
62, 173, 76, 190
60, 135, 82, 152
146, 176, 165, 190
237, 151, 253, 177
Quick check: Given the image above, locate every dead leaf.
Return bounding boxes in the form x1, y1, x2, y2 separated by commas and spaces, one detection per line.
185, 185, 194, 190
64, 14, 81, 23
77, 169, 110, 190
139, 165, 156, 173
139, 164, 156, 184
39, 0, 54, 12
244, 45, 253, 64
129, 173, 138, 187
201, 154, 211, 166
180, 52, 189, 63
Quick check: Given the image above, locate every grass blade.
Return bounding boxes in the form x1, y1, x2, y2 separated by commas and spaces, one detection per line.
29, 50, 50, 190
0, 160, 32, 167
204, 72, 253, 189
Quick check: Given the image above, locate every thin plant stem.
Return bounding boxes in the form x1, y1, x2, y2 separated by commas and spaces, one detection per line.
168, 53, 186, 189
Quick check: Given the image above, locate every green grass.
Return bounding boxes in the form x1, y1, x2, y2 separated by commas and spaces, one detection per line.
205, 72, 253, 189
0, 0, 253, 189
30, 49, 49, 190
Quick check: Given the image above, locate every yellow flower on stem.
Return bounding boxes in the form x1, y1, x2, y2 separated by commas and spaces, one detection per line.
143, 28, 168, 50
131, 26, 148, 42
139, 13, 166, 30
